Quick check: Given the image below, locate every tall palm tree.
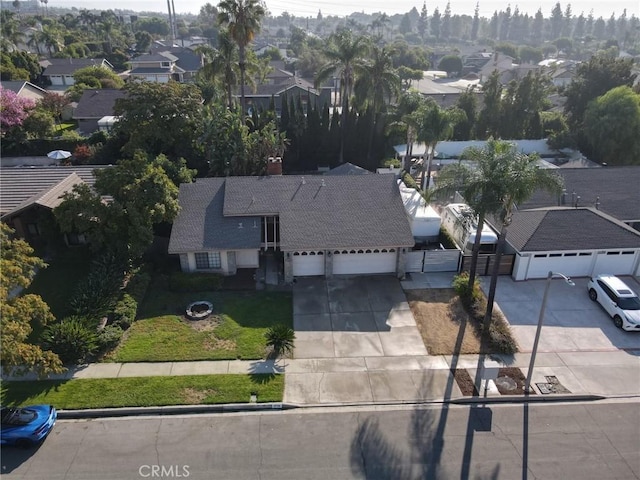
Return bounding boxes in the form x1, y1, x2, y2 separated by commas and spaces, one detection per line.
40, 26, 63, 57
472, 140, 563, 348
354, 44, 400, 164
416, 103, 465, 190
217, 0, 265, 115
0, 12, 24, 50
315, 30, 370, 163
197, 30, 239, 109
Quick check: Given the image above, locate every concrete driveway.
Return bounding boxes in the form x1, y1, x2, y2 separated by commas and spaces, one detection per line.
292, 275, 428, 359
484, 276, 640, 353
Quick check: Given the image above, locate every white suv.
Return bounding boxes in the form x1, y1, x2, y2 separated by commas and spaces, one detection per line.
588, 275, 640, 331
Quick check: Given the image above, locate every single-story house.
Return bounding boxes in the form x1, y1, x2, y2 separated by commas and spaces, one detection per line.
0, 80, 47, 101
40, 58, 113, 87
239, 76, 331, 115
490, 207, 640, 280
168, 171, 415, 281
73, 89, 125, 134
0, 166, 104, 248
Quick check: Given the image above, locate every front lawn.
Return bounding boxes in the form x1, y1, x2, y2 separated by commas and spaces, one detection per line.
112, 286, 293, 362
1, 374, 284, 409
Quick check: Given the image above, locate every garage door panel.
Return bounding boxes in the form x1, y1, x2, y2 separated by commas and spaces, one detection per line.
526, 253, 593, 279
292, 252, 325, 276
333, 251, 397, 275
592, 251, 637, 276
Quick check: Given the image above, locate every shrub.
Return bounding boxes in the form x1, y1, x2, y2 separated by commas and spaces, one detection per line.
402, 172, 418, 190
97, 324, 124, 349
70, 253, 127, 319
111, 293, 137, 329
42, 316, 98, 365
125, 271, 151, 304
452, 273, 482, 306
265, 324, 295, 358
168, 272, 223, 292
439, 226, 457, 249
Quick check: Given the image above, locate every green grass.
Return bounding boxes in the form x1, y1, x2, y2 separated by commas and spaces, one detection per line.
54, 122, 76, 133
25, 247, 93, 340
1, 374, 284, 409
112, 285, 293, 362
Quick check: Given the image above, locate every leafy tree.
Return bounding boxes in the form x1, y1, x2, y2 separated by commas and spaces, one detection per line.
113, 82, 204, 165
0, 86, 35, 129
471, 2, 480, 40
397, 66, 424, 90
55, 153, 191, 262
475, 71, 503, 139
438, 55, 463, 77
430, 7, 442, 40
583, 86, 640, 166
418, 3, 428, 40
564, 54, 636, 151
217, 0, 266, 115
0, 224, 63, 376
519, 46, 543, 64
135, 16, 170, 36
453, 87, 477, 140
22, 108, 55, 139
73, 65, 124, 89
197, 29, 239, 108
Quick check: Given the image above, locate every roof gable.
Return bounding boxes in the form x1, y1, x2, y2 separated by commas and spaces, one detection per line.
73, 89, 126, 119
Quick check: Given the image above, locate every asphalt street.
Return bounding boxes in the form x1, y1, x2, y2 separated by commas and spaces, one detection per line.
2, 400, 639, 480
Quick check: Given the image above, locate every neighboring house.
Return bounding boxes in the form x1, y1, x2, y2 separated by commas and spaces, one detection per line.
168, 170, 415, 281
479, 165, 640, 280
148, 45, 204, 82
128, 51, 185, 83
0, 81, 47, 101
0, 166, 104, 248
478, 53, 516, 84
73, 89, 125, 134
413, 75, 482, 108
240, 76, 330, 114
40, 58, 113, 87
491, 207, 640, 280
324, 163, 370, 175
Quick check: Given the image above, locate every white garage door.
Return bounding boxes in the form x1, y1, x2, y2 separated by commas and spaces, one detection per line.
292, 251, 325, 276
332, 249, 397, 275
592, 250, 638, 276
526, 252, 594, 279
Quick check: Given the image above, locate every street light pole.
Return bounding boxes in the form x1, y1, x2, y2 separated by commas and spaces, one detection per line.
524, 270, 575, 394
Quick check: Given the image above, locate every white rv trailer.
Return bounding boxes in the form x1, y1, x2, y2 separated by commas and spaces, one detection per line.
441, 203, 498, 253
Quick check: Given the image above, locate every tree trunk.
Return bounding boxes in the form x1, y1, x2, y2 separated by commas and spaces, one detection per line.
239, 44, 246, 116
480, 224, 507, 351
467, 213, 485, 290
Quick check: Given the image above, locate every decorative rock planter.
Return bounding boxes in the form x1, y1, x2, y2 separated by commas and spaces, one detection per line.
186, 301, 213, 320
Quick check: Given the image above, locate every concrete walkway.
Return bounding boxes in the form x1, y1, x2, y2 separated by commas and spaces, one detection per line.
4, 350, 639, 406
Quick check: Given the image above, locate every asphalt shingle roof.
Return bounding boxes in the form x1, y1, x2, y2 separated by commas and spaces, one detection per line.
0, 166, 104, 216
325, 163, 370, 176
503, 208, 640, 252
522, 166, 640, 222
42, 58, 109, 75
73, 89, 125, 119
170, 174, 415, 253
168, 178, 262, 253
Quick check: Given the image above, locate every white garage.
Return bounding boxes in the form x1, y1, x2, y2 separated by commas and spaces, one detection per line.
292, 251, 325, 276
332, 249, 397, 275
518, 250, 639, 280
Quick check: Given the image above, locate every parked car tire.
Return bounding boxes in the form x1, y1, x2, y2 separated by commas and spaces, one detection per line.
588, 289, 598, 301
613, 315, 624, 329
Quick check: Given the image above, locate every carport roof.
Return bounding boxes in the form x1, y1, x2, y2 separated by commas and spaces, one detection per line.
501, 207, 640, 252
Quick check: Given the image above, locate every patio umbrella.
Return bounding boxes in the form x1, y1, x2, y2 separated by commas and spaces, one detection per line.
47, 150, 72, 160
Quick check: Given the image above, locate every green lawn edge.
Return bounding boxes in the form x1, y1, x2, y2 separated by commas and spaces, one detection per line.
1, 374, 284, 409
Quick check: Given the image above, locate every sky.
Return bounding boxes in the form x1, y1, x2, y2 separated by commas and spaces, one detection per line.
46, 0, 638, 19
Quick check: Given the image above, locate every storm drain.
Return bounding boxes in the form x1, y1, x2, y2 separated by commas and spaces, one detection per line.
536, 375, 571, 394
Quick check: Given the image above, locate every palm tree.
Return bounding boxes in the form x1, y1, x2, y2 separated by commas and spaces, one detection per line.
40, 26, 63, 57
0, 12, 24, 50
265, 324, 295, 363
354, 44, 400, 164
416, 103, 465, 190
197, 30, 240, 108
473, 140, 563, 349
315, 30, 370, 163
217, 0, 265, 115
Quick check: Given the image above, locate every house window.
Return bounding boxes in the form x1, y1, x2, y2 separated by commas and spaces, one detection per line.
27, 223, 40, 236
195, 252, 221, 270
161, 61, 170, 67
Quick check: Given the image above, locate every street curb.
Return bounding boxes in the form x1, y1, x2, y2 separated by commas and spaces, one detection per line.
57, 403, 298, 419
450, 394, 606, 405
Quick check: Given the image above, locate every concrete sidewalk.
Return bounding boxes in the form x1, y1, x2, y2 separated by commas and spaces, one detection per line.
5, 350, 638, 406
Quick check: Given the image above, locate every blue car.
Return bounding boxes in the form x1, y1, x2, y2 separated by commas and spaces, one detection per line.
1, 405, 57, 448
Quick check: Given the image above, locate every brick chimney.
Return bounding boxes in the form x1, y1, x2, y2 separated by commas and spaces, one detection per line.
267, 156, 283, 176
